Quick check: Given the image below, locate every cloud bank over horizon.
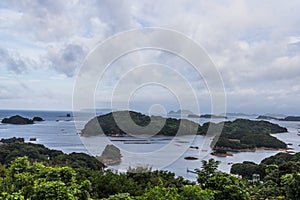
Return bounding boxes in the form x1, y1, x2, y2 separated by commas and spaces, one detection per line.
0, 0, 300, 115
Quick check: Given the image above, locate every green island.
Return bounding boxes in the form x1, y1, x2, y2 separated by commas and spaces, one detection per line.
81, 111, 288, 154
211, 119, 288, 155
1, 115, 44, 124
81, 111, 202, 136
0, 138, 299, 199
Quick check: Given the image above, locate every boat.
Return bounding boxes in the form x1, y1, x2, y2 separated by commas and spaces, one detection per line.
29, 138, 37, 141
187, 168, 198, 174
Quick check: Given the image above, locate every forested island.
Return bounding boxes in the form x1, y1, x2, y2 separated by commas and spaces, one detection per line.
82, 111, 288, 153
0, 138, 299, 199
212, 119, 288, 154
1, 115, 44, 124
81, 111, 202, 136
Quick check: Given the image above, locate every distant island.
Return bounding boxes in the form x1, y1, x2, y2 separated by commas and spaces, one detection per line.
281, 116, 300, 121
256, 115, 300, 121
168, 109, 194, 115
188, 114, 227, 119
256, 115, 278, 120
1, 115, 44, 124
223, 112, 257, 117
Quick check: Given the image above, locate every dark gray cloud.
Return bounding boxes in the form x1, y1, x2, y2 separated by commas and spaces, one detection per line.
47, 44, 86, 77
0, 48, 27, 74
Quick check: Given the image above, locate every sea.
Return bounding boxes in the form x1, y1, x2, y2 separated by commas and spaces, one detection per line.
0, 109, 300, 181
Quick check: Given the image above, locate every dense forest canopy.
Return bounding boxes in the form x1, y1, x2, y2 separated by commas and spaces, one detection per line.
0, 151, 299, 199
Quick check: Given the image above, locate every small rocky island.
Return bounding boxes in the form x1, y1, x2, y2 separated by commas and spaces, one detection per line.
1, 115, 44, 124
33, 116, 44, 121
97, 144, 122, 165
1, 115, 34, 124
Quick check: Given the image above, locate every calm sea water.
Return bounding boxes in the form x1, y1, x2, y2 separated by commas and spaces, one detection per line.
1, 110, 300, 181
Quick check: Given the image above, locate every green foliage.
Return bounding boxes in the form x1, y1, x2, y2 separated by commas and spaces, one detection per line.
262, 152, 300, 165
32, 181, 75, 200
281, 173, 300, 200
0, 138, 104, 170
0, 157, 91, 200
126, 170, 190, 193
196, 159, 250, 200
249, 180, 284, 200
231, 161, 265, 179
142, 186, 179, 200
103, 193, 133, 200
91, 170, 140, 198
179, 185, 214, 200
240, 134, 286, 148
196, 159, 220, 187
1, 138, 300, 200
0, 191, 25, 200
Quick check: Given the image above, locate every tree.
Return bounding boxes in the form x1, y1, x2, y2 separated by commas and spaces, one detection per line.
179, 185, 214, 200
250, 180, 284, 200
0, 157, 91, 200
195, 159, 249, 200
195, 158, 220, 187
139, 185, 179, 200
281, 173, 300, 200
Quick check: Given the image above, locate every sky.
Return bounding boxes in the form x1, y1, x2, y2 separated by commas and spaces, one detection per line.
0, 0, 300, 115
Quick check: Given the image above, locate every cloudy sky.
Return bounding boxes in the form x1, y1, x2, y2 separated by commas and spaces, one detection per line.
0, 0, 300, 115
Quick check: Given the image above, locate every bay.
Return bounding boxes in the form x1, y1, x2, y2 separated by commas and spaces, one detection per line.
1, 110, 300, 181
